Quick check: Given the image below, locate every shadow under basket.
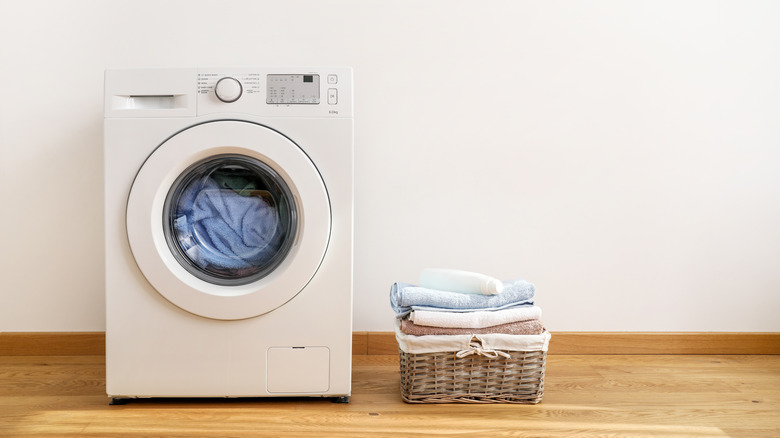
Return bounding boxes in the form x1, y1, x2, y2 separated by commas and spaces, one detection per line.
399, 348, 547, 404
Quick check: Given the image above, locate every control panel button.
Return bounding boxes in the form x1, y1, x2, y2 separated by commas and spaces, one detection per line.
327, 74, 338, 84
215, 77, 243, 103
328, 88, 338, 105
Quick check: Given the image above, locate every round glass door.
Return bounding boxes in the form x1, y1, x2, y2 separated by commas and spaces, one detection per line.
163, 155, 297, 286
126, 120, 331, 320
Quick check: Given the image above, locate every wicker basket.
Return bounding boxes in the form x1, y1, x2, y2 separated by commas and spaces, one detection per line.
399, 340, 547, 404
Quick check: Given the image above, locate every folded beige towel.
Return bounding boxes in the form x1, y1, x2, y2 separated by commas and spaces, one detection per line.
400, 318, 545, 336
394, 320, 552, 354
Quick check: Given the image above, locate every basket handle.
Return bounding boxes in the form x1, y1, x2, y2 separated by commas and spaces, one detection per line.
456, 337, 511, 359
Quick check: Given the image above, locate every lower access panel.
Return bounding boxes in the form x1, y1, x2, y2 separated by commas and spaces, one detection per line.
267, 347, 330, 393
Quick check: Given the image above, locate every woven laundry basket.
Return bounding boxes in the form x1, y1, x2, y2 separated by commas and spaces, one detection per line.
396, 327, 550, 404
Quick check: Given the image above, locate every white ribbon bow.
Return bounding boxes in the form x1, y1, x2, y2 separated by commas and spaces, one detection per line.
456, 340, 512, 359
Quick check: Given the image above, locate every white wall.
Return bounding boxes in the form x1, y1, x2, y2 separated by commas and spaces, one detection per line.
1, 0, 778, 332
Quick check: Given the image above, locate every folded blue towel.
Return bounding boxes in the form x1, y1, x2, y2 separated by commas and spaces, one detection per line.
173, 177, 282, 272
390, 279, 535, 317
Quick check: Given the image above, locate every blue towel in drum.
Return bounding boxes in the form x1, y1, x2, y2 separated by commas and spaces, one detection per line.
390, 279, 536, 318
173, 177, 281, 271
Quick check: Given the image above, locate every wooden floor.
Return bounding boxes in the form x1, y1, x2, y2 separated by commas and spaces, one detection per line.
1, 354, 778, 437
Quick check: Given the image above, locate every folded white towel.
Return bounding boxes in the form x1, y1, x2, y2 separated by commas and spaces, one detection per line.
419, 268, 504, 295
409, 305, 542, 329
395, 320, 551, 354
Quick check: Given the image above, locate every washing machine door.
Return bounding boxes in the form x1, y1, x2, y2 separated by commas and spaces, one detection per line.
126, 120, 330, 320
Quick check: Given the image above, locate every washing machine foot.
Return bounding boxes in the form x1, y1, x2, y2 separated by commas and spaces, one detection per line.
109, 397, 130, 405
331, 396, 350, 404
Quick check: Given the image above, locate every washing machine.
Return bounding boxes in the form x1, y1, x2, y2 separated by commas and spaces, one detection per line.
104, 68, 353, 403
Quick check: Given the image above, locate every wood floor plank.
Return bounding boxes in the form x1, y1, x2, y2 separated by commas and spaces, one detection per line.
1, 354, 778, 437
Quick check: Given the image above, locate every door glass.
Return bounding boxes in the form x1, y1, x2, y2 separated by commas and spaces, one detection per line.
163, 154, 297, 285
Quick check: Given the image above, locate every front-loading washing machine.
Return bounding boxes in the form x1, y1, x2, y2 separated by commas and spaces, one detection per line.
104, 68, 353, 402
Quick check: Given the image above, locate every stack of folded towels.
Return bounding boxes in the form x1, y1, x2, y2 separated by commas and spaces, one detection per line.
390, 268, 545, 338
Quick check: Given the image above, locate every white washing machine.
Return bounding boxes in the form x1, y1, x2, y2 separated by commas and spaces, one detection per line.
104, 68, 353, 403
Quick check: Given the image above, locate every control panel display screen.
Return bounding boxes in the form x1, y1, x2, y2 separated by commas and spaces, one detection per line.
267, 74, 320, 104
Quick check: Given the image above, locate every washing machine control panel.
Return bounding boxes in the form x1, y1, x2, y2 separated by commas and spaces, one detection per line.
195, 68, 352, 118
266, 74, 320, 104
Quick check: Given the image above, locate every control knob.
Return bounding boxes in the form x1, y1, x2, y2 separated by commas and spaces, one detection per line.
215, 77, 243, 103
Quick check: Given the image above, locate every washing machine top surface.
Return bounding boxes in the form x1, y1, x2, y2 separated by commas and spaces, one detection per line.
105, 67, 353, 119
